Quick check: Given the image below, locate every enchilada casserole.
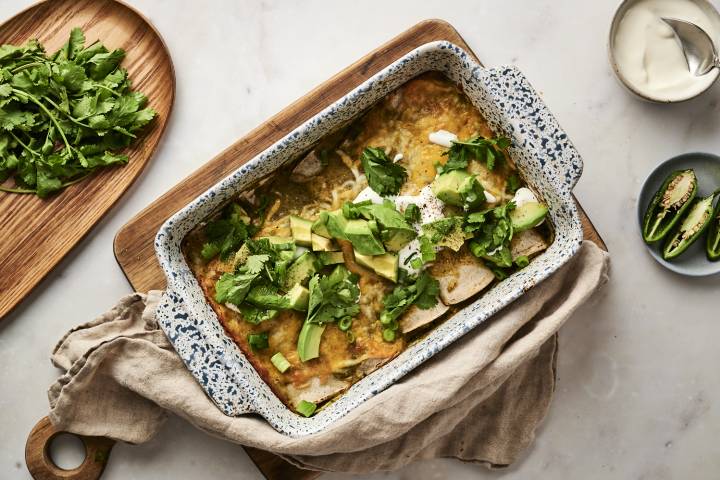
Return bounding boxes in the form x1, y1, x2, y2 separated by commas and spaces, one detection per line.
182, 72, 552, 417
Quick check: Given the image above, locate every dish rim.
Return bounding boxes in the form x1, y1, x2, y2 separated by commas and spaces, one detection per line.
154, 40, 585, 437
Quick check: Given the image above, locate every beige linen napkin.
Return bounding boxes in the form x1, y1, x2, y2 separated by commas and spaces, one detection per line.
48, 241, 609, 473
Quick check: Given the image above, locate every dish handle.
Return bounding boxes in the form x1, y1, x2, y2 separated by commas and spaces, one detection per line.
155, 290, 256, 416
477, 65, 584, 195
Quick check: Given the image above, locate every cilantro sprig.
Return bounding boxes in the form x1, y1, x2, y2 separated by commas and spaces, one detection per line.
360, 147, 407, 196
0, 28, 156, 198
438, 136, 511, 174
306, 265, 361, 326
214, 238, 297, 324
466, 202, 516, 269
201, 203, 254, 261
379, 271, 440, 341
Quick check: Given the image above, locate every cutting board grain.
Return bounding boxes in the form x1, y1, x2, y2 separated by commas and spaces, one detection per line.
0, 0, 174, 321
112, 19, 605, 480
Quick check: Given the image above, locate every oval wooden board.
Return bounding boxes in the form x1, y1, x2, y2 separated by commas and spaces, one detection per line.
0, 0, 174, 321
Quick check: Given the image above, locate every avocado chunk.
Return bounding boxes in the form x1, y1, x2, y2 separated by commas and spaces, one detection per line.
311, 233, 338, 252
285, 284, 310, 311
354, 250, 398, 282
317, 251, 344, 266
290, 216, 313, 247
344, 219, 385, 255
325, 210, 349, 240
284, 252, 318, 289
297, 322, 325, 362
431, 170, 471, 206
510, 202, 548, 232
357, 202, 417, 252
311, 212, 332, 238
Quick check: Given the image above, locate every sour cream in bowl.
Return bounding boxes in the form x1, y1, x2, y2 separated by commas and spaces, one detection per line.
609, 0, 720, 102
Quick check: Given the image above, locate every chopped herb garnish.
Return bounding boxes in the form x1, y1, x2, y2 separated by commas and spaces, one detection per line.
379, 271, 440, 339
201, 203, 253, 261
213, 238, 298, 324
438, 136, 511, 174
404, 203, 421, 223
506, 173, 522, 194
360, 146, 407, 195
305, 265, 361, 325
247, 332, 269, 351
0, 28, 156, 198
418, 235, 436, 264
466, 202, 516, 268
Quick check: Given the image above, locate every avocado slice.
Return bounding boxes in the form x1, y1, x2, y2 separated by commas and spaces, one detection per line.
344, 219, 385, 255
284, 252, 318, 289
317, 251, 344, 266
354, 250, 398, 282
359, 202, 417, 252
297, 322, 325, 362
311, 212, 332, 238
325, 210, 349, 240
510, 202, 548, 232
285, 283, 310, 311
311, 233, 338, 252
290, 216, 313, 247
431, 170, 472, 206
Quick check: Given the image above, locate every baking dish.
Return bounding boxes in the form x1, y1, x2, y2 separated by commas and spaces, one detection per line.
154, 41, 584, 437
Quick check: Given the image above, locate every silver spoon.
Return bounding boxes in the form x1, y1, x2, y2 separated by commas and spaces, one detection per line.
662, 17, 719, 76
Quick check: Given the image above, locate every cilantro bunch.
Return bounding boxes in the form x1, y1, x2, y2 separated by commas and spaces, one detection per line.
379, 271, 440, 341
0, 28, 155, 197
438, 136, 511, 174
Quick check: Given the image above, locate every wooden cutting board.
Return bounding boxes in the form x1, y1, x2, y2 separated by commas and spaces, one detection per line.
0, 0, 174, 321
110, 18, 606, 480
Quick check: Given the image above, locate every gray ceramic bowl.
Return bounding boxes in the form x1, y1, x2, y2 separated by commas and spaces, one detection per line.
154, 41, 585, 437
637, 152, 720, 276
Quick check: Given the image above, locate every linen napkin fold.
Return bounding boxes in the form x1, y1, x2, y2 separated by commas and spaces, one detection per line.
47, 240, 609, 473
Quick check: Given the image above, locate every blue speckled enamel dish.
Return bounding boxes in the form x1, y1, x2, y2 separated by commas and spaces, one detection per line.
154, 41, 584, 437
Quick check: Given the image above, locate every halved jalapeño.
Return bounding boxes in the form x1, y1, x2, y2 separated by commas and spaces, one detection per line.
643, 170, 697, 244
707, 201, 720, 261
662, 193, 716, 260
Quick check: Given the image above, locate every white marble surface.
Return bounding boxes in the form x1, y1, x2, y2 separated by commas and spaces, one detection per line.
1, 0, 720, 478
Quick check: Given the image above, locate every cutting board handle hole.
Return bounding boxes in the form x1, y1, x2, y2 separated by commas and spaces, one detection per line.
48, 433, 87, 471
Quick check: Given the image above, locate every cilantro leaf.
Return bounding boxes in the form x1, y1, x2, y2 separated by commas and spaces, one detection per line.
506, 173, 521, 194
379, 271, 440, 327
306, 265, 360, 325
438, 136, 511, 174
404, 203, 420, 224
201, 203, 253, 261
466, 202, 516, 268
360, 146, 407, 196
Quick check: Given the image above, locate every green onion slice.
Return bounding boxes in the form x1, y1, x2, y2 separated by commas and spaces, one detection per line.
297, 400, 317, 417
247, 332, 269, 351
271, 352, 291, 373
338, 316, 352, 331
382, 328, 396, 342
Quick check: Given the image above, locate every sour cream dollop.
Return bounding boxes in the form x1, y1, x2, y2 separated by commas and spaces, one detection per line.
428, 129, 458, 148
353, 185, 445, 275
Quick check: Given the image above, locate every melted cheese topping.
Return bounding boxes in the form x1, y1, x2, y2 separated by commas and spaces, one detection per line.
182, 73, 534, 412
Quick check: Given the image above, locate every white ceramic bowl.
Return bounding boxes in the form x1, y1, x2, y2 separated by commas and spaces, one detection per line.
154, 41, 584, 437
